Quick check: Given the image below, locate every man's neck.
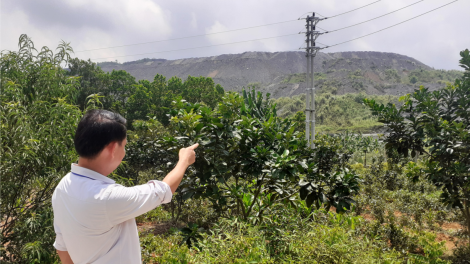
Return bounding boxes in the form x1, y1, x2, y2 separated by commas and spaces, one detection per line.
77, 158, 110, 176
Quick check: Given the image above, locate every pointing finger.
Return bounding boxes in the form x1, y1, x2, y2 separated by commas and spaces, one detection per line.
188, 143, 199, 150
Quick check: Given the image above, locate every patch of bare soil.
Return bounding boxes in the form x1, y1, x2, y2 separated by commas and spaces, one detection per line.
365, 71, 382, 83
138, 221, 186, 235
207, 70, 219, 78
152, 222, 179, 235
358, 212, 463, 252
137, 221, 154, 232
441, 222, 463, 231
362, 213, 374, 221
436, 233, 456, 252
394, 211, 403, 217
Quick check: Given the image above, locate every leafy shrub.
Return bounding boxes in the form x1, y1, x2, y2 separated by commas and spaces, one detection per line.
364, 49, 470, 233
449, 243, 470, 264
127, 90, 362, 228
192, 219, 274, 263
140, 233, 191, 264
1, 34, 82, 262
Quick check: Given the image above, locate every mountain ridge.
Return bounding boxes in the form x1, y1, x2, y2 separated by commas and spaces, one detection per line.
98, 51, 462, 98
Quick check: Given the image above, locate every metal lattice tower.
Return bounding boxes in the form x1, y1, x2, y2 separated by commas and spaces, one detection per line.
303, 13, 325, 148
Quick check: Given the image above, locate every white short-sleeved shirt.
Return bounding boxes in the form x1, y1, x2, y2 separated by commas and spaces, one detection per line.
52, 164, 172, 264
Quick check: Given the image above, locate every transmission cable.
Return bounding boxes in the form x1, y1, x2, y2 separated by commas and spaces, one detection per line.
301, 0, 384, 31
82, 0, 384, 54
327, 0, 382, 19
76, 20, 299, 53
301, 0, 382, 20
90, 33, 300, 61
324, 0, 425, 34
322, 0, 459, 49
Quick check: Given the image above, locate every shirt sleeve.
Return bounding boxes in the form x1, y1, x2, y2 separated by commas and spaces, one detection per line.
53, 220, 67, 251
105, 180, 173, 225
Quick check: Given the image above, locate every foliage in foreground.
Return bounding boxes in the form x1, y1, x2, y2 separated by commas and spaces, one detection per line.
1, 34, 82, 263
2, 34, 469, 263
139, 199, 451, 264
127, 89, 361, 226
364, 49, 470, 234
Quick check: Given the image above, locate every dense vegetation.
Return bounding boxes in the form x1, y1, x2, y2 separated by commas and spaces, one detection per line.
273, 93, 400, 133
279, 65, 463, 96
67, 57, 224, 126
1, 35, 469, 263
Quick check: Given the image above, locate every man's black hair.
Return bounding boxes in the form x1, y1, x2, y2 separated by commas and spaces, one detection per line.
74, 109, 127, 159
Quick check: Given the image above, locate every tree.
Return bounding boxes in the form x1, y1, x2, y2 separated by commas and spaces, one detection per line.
126, 84, 152, 125
66, 59, 226, 127
67, 58, 110, 110
364, 49, 470, 233
1, 34, 82, 262
182, 76, 224, 108
126, 90, 360, 224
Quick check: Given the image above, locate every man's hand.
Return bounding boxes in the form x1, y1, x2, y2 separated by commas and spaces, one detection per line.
163, 143, 199, 193
178, 143, 199, 167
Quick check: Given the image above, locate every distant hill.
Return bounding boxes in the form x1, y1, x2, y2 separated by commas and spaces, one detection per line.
98, 51, 462, 98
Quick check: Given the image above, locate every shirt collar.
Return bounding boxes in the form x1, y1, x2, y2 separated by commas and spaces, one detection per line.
71, 163, 116, 184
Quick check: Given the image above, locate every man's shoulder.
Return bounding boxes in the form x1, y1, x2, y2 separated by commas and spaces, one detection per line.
54, 173, 117, 202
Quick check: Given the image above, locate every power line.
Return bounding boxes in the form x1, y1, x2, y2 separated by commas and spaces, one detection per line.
302, 0, 384, 32
85, 0, 456, 63
81, 0, 385, 54
322, 0, 459, 49
306, 0, 382, 20
324, 0, 425, 34
328, 0, 382, 19
90, 33, 300, 61
75, 20, 299, 53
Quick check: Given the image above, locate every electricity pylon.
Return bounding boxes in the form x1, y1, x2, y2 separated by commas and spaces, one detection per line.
302, 12, 325, 148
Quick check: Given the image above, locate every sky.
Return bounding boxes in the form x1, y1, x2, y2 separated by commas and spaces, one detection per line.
1, 0, 469, 70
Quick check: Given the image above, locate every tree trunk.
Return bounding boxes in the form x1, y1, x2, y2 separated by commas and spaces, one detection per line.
462, 201, 470, 238
364, 152, 367, 167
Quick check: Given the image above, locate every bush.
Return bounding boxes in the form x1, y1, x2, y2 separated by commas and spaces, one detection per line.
364, 49, 470, 234
1, 34, 82, 262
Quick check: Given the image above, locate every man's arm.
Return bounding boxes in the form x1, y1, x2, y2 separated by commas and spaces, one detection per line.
57, 250, 73, 264
163, 143, 198, 193
105, 143, 198, 225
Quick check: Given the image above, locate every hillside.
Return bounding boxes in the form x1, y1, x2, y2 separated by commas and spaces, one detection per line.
98, 51, 462, 98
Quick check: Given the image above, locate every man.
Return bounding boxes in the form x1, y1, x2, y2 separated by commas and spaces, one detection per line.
52, 109, 198, 263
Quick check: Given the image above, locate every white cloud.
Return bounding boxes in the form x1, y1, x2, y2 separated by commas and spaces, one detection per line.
1, 0, 468, 69
205, 21, 232, 43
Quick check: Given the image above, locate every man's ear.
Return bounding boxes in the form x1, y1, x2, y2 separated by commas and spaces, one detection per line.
107, 142, 118, 158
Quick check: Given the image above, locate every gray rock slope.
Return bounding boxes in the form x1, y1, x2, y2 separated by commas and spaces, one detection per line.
98, 51, 460, 98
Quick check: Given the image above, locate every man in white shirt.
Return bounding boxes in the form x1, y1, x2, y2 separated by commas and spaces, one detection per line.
52, 109, 198, 264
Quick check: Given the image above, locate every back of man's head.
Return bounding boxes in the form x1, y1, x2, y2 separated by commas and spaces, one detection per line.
74, 109, 127, 159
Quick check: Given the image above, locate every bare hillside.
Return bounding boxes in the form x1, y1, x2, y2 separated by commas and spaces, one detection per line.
98, 51, 462, 98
